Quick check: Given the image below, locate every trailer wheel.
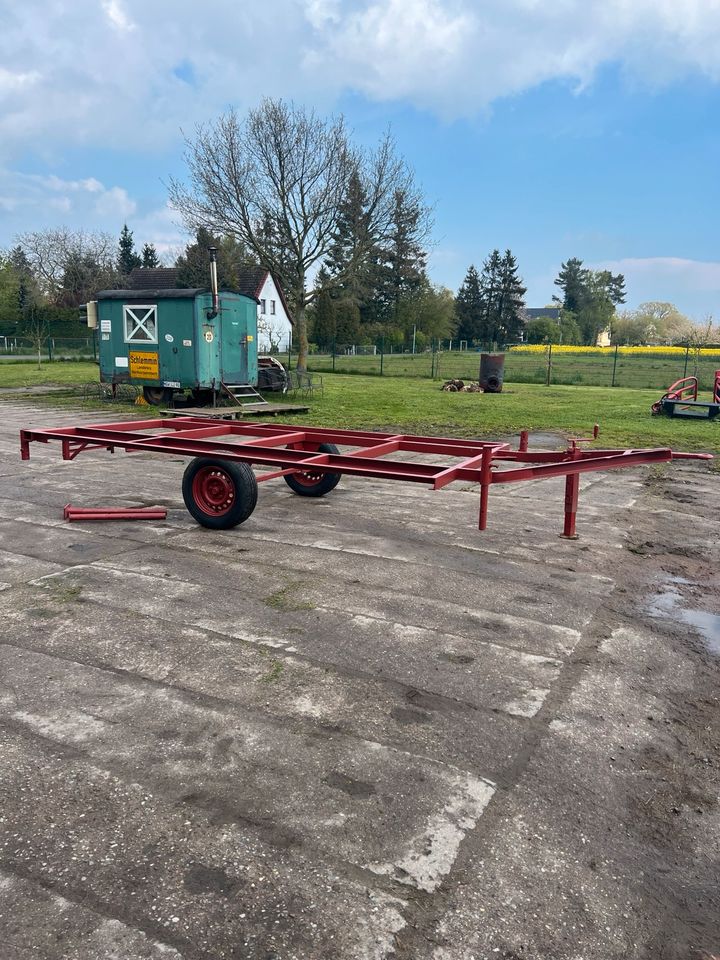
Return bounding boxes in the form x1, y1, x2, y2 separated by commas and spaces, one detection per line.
143, 386, 174, 406
284, 443, 341, 497
182, 458, 258, 529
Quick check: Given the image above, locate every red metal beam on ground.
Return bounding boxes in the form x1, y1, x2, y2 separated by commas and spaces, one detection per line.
63, 505, 167, 522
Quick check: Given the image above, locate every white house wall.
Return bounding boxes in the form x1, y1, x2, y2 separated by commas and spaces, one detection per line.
256, 275, 293, 352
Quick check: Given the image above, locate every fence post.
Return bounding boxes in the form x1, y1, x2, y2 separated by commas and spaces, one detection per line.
611, 343, 619, 387
380, 336, 384, 376
332, 339, 336, 373
683, 344, 689, 379
47, 337, 53, 361
545, 343, 552, 386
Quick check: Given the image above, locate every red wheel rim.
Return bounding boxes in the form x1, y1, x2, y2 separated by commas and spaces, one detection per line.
291, 468, 325, 486
192, 466, 235, 516
288, 443, 326, 486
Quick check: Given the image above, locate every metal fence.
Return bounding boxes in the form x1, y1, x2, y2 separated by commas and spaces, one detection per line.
307, 342, 720, 392
4, 335, 719, 394
0, 337, 97, 360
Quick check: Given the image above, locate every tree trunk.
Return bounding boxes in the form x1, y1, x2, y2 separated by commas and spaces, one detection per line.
295, 293, 309, 373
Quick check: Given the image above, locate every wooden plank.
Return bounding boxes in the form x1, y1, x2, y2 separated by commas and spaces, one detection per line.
161, 403, 310, 419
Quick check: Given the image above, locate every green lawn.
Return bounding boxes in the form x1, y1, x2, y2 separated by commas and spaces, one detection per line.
2, 361, 717, 455
0, 361, 98, 388
302, 375, 719, 454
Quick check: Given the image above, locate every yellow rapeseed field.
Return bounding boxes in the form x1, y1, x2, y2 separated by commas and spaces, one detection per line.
509, 344, 720, 356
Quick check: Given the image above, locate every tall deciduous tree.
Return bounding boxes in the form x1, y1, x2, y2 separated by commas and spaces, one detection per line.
407, 282, 456, 342
117, 224, 141, 276
169, 99, 429, 370
17, 228, 117, 303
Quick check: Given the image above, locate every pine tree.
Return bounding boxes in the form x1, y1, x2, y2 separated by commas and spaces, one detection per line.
326, 172, 373, 306
334, 300, 360, 347
477, 249, 503, 343
496, 249, 527, 342
554, 258, 589, 313
117, 224, 141, 276
8, 246, 36, 320
474, 249, 526, 344
310, 271, 336, 350
175, 229, 256, 289
595, 269, 626, 306
455, 265, 484, 342
141, 243, 160, 268
385, 188, 428, 314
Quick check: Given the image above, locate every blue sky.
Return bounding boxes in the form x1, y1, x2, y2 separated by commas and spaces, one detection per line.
1, 0, 719, 318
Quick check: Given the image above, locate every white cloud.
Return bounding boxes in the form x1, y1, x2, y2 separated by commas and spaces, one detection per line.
302, 0, 720, 114
1, 0, 720, 158
0, 170, 137, 236
0, 67, 41, 95
597, 257, 720, 316
102, 0, 136, 32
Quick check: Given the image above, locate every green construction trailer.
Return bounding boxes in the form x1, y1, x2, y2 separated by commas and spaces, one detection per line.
87, 248, 259, 406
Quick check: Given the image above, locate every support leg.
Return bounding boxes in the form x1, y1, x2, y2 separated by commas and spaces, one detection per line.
478, 448, 491, 530
561, 470, 580, 539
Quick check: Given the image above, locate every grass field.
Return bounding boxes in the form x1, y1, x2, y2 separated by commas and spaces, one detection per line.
0, 361, 97, 388
2, 360, 718, 455
309, 348, 720, 392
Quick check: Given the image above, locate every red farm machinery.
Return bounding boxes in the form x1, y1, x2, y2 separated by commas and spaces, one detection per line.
20, 416, 712, 540
652, 370, 720, 420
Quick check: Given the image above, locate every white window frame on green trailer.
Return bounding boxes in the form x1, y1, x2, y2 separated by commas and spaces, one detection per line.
123, 305, 158, 344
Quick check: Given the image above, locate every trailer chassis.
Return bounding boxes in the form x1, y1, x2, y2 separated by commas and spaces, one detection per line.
20, 416, 711, 539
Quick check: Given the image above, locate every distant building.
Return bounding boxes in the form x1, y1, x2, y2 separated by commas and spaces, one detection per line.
523, 307, 561, 322
596, 327, 612, 347
237, 267, 294, 353
128, 267, 180, 290
128, 266, 294, 353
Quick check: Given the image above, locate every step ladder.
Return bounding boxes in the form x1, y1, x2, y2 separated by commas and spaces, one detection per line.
221, 382, 269, 408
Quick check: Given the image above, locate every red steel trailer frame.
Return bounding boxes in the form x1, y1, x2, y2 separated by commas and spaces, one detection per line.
20, 416, 712, 539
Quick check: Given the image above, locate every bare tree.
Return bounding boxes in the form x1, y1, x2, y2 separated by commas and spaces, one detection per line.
169, 99, 429, 370
17, 228, 117, 304
24, 307, 49, 369
257, 316, 285, 353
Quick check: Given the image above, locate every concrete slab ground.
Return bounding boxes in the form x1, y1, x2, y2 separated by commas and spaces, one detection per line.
0, 401, 718, 960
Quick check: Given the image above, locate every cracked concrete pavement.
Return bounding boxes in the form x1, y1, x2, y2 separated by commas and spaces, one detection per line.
0, 402, 718, 959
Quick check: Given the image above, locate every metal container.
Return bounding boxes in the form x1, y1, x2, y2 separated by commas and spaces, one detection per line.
479, 352, 505, 393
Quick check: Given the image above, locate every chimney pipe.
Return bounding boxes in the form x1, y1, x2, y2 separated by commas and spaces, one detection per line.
207, 246, 219, 318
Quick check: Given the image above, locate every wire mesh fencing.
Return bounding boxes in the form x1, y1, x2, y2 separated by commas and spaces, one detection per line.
307, 341, 720, 392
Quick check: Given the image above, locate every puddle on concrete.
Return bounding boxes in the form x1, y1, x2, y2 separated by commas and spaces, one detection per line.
648, 580, 720, 655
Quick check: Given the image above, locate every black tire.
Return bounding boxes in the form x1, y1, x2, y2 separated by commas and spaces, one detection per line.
182, 458, 258, 529
143, 386, 174, 406
284, 442, 341, 497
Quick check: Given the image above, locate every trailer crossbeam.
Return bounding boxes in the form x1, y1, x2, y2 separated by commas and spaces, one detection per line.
20, 416, 712, 538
